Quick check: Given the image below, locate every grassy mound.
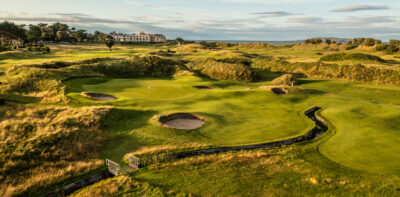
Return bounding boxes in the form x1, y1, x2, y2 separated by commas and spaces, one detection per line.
272, 74, 298, 86
320, 53, 385, 62
186, 58, 254, 81
252, 58, 400, 86
0, 105, 111, 196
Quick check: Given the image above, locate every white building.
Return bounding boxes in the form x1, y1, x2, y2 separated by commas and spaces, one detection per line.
110, 31, 167, 43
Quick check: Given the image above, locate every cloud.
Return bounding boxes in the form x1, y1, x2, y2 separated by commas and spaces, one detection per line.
124, 1, 144, 6
250, 11, 292, 16
331, 5, 389, 12
0, 13, 147, 25
287, 16, 323, 23
1, 10, 399, 41
52, 13, 90, 17
345, 16, 396, 24
216, 0, 333, 4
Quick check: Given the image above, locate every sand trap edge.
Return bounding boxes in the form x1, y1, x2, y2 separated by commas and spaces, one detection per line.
157, 113, 206, 130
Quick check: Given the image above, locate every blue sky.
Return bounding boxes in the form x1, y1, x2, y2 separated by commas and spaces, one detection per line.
1, 0, 399, 41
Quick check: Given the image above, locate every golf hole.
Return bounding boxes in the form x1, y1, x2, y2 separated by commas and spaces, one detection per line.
159, 113, 205, 130
82, 92, 117, 101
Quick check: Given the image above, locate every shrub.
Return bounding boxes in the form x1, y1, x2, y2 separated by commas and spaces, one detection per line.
25, 45, 51, 54
346, 44, 358, 50
363, 38, 375, 46
41, 46, 51, 54
386, 45, 400, 54
320, 53, 384, 62
376, 44, 388, 51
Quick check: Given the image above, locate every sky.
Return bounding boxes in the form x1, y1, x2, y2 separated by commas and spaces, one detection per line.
0, 0, 399, 41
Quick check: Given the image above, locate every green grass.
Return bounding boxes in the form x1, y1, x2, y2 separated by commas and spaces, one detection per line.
3, 43, 400, 196
64, 75, 400, 174
65, 76, 313, 149
0, 44, 159, 72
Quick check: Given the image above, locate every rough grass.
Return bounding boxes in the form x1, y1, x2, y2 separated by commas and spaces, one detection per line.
252, 57, 400, 86
0, 105, 111, 196
320, 53, 385, 62
81, 145, 400, 196
186, 58, 254, 81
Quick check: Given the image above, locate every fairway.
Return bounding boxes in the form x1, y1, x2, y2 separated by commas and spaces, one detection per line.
64, 76, 400, 174
65, 76, 313, 147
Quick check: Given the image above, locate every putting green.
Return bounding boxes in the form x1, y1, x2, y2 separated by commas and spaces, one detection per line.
65, 76, 400, 173
65, 76, 313, 146
82, 79, 195, 101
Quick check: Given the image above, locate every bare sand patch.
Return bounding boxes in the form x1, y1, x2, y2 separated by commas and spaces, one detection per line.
159, 113, 205, 130
82, 92, 117, 101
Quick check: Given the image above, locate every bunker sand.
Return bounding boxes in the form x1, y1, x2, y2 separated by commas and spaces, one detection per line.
159, 113, 205, 130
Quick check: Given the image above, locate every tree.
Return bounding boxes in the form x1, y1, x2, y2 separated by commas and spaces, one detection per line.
72, 30, 87, 43
176, 37, 184, 43
26, 24, 42, 43
0, 21, 26, 47
103, 35, 115, 51
363, 38, 375, 46
388, 39, 400, 47
325, 39, 332, 44
374, 40, 382, 45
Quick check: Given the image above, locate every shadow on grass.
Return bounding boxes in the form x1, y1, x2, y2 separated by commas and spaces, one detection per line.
251, 68, 282, 81
297, 79, 327, 85
384, 60, 400, 65
100, 108, 158, 161
0, 51, 61, 61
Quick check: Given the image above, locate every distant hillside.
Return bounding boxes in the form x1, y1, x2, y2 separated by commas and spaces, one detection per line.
191, 40, 303, 45
309, 37, 352, 44
191, 38, 351, 45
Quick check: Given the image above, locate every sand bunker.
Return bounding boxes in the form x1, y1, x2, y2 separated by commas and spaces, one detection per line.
82, 92, 117, 101
271, 88, 287, 95
159, 113, 205, 130
193, 86, 213, 89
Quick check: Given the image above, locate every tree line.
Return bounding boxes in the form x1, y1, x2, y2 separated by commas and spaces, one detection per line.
0, 21, 115, 51
304, 37, 399, 53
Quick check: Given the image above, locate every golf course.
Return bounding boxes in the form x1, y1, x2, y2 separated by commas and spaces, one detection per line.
1, 42, 400, 196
